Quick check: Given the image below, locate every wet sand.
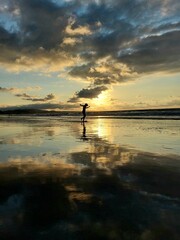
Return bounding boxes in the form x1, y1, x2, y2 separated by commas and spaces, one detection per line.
0, 116, 180, 240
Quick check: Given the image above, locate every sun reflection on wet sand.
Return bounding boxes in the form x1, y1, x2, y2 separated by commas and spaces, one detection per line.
0, 116, 180, 239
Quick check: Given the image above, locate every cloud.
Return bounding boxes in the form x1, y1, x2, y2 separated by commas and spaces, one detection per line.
61, 37, 82, 46
0, 0, 81, 73
68, 85, 108, 102
15, 93, 56, 102
68, 96, 80, 103
0, 87, 17, 92
15, 93, 32, 98
65, 18, 92, 36
118, 30, 180, 73
0, 102, 79, 111
113, 96, 180, 110
69, 57, 138, 86
1, 0, 179, 73
0, 86, 41, 94
0, 46, 81, 73
0, 86, 55, 103
0, 0, 180, 104
76, 86, 108, 98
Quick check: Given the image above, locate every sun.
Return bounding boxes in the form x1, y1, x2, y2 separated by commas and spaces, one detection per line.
92, 92, 110, 109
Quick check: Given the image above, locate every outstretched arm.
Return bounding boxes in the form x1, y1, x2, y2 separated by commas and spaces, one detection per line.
80, 104, 83, 106
87, 106, 90, 108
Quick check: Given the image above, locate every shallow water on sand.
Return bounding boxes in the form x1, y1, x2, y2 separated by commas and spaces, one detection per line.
0, 116, 180, 240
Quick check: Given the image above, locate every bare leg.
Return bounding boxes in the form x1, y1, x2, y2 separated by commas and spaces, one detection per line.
81, 115, 84, 121
82, 113, 86, 122
81, 113, 84, 121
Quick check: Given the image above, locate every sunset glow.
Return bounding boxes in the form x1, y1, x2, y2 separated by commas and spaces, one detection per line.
0, 0, 179, 111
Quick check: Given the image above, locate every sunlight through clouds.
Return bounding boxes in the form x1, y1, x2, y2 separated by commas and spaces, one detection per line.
0, 0, 179, 110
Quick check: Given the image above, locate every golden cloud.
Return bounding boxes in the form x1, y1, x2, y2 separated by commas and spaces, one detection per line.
61, 37, 82, 46
0, 47, 82, 73
65, 18, 92, 36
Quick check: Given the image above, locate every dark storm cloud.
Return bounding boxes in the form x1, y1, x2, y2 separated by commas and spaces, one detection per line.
67, 0, 180, 88
0, 0, 180, 83
17, 0, 70, 49
142, 22, 180, 36
118, 30, 180, 73
70, 3, 135, 59
0, 0, 74, 72
0, 26, 18, 45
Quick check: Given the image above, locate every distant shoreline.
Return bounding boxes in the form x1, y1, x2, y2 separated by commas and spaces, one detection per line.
0, 107, 180, 114
0, 108, 180, 120
0, 114, 180, 121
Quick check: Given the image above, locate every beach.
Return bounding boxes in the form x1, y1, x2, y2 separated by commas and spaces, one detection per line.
0, 116, 180, 239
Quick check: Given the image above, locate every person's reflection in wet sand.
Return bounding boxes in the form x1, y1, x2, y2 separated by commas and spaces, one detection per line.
81, 122, 88, 141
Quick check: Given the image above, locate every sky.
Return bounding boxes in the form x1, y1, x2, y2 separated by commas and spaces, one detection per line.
0, 0, 180, 111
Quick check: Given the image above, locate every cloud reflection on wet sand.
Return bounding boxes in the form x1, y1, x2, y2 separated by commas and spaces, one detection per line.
0, 117, 180, 239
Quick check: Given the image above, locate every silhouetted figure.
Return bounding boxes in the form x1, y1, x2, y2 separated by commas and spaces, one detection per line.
81, 122, 88, 141
80, 103, 90, 122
